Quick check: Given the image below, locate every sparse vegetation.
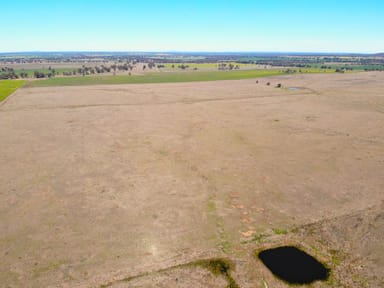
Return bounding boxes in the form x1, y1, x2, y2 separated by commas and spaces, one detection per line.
272, 228, 288, 235
100, 258, 239, 288
196, 259, 239, 288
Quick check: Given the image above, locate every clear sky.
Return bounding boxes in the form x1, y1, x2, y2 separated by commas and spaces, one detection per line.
1, 0, 383, 53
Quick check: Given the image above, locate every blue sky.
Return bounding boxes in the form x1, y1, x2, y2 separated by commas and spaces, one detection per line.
1, 0, 383, 53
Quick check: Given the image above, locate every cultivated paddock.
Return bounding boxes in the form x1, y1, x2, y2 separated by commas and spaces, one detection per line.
1, 72, 383, 287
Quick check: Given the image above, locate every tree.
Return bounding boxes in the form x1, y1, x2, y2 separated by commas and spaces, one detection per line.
20, 72, 28, 78
34, 71, 46, 78
111, 64, 117, 75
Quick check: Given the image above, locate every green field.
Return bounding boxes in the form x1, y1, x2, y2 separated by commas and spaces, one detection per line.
293, 68, 339, 73
319, 64, 384, 71
0, 80, 27, 102
162, 62, 254, 69
14, 68, 76, 77
27, 69, 287, 87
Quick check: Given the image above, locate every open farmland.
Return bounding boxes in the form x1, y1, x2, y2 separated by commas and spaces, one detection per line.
25, 68, 338, 88
26, 69, 285, 87
1, 72, 383, 287
0, 80, 26, 102
2, 52, 382, 82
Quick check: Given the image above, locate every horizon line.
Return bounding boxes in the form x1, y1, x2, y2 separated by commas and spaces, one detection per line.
1, 50, 383, 55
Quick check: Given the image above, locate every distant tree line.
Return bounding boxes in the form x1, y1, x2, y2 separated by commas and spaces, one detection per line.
2, 53, 384, 80
218, 63, 240, 70
0, 67, 18, 79
0, 63, 138, 79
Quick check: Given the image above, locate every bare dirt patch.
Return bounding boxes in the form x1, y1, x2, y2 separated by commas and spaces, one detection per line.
0, 72, 383, 287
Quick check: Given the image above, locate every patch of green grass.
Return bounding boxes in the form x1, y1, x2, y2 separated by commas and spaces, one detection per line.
163, 62, 254, 69
196, 258, 232, 276
329, 249, 345, 266
195, 259, 239, 288
206, 195, 232, 253
0, 80, 27, 102
251, 233, 267, 243
27, 69, 286, 87
164, 62, 217, 68
272, 228, 288, 235
101, 258, 239, 288
294, 68, 336, 73
218, 240, 232, 254
241, 232, 268, 245
261, 278, 269, 288
311, 63, 384, 71
207, 196, 216, 213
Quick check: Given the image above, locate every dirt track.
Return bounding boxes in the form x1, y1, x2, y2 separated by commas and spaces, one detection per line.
1, 72, 383, 287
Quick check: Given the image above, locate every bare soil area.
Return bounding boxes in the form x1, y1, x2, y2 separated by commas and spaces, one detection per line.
1, 72, 383, 287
